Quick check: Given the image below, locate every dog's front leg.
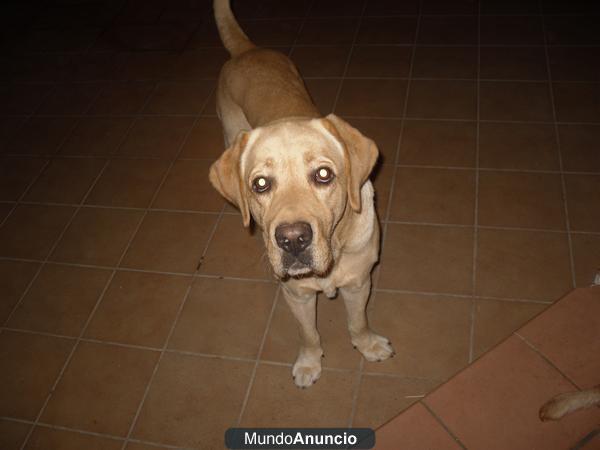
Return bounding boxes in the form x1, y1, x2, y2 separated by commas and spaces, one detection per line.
282, 283, 323, 388
341, 278, 395, 362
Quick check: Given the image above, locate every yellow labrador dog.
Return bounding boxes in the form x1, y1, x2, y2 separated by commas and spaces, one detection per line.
209, 0, 394, 388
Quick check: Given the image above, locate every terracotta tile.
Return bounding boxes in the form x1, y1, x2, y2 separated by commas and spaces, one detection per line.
422, 0, 478, 14
24, 158, 106, 204
425, 335, 599, 450
0, 260, 39, 323
242, 364, 354, 427
565, 174, 600, 232
171, 48, 229, 79
407, 80, 476, 120
85, 271, 189, 347
304, 79, 341, 114
50, 207, 143, 266
480, 15, 545, 45
345, 118, 401, 164
548, 47, 600, 82
310, 0, 364, 17
186, 17, 221, 48
199, 214, 272, 279
541, 1, 600, 14
143, 81, 213, 115
412, 46, 477, 79
418, 15, 477, 45
0, 331, 73, 420
169, 278, 276, 357
0, 117, 24, 153
23, 28, 101, 52
118, 117, 195, 159
160, 0, 211, 22
115, 0, 164, 24
479, 122, 559, 171
88, 82, 155, 115
481, 0, 539, 14
0, 157, 47, 201
7, 117, 77, 156
125, 443, 172, 450
347, 45, 411, 78
0, 84, 50, 115
480, 81, 553, 121
24, 427, 123, 450
365, 0, 419, 15
262, 292, 362, 370
480, 47, 548, 80
179, 117, 225, 159
0, 202, 13, 222
357, 17, 417, 45
132, 353, 253, 448
298, 18, 357, 45
379, 224, 474, 294
544, 16, 600, 45
559, 124, 600, 172
353, 375, 440, 429
112, 52, 178, 81
571, 234, 600, 287
553, 83, 600, 123
63, 52, 117, 82
36, 83, 102, 115
478, 172, 566, 230
152, 160, 224, 212
7, 264, 110, 336
371, 163, 394, 220
473, 299, 548, 358
240, 19, 302, 46
98, 24, 196, 52
0, 204, 75, 259
376, 403, 462, 450
233, 0, 311, 19
476, 229, 572, 301
390, 168, 475, 225
86, 158, 169, 208
399, 120, 476, 167
0, 419, 30, 450
291, 46, 350, 78
60, 117, 133, 157
42, 342, 159, 436
336, 79, 407, 117
121, 211, 216, 274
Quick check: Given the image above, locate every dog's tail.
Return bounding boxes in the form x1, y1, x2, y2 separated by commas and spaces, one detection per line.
213, 0, 255, 56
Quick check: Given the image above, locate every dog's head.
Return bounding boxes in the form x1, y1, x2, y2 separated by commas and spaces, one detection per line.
209, 114, 378, 278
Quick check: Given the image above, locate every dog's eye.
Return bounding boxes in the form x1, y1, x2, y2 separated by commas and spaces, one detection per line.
314, 167, 334, 184
252, 176, 271, 193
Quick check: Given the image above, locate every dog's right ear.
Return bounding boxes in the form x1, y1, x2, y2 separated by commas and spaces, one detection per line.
209, 131, 251, 227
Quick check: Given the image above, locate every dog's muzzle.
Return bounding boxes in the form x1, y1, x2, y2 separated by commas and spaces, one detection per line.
275, 222, 313, 274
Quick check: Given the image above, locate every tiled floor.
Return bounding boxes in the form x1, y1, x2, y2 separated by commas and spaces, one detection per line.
0, 0, 599, 449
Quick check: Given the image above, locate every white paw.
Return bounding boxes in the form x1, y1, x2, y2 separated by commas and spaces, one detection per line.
353, 333, 395, 362
539, 395, 573, 421
292, 350, 322, 388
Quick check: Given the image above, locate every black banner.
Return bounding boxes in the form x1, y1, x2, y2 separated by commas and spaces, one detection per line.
225, 428, 375, 449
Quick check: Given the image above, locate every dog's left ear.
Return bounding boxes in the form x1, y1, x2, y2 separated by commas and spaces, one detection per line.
321, 114, 379, 213
209, 131, 251, 227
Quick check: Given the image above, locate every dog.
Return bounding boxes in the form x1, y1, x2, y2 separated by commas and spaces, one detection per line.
539, 385, 600, 421
209, 0, 394, 388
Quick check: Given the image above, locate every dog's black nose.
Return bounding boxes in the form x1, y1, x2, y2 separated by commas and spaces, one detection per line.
275, 222, 313, 256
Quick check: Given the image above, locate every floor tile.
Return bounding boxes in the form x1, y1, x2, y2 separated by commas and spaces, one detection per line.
241, 364, 355, 427
0, 202, 13, 222
125, 443, 172, 450
241, 19, 302, 46
390, 167, 475, 225
0, 331, 73, 420
24, 157, 106, 204
399, 120, 476, 167
480, 47, 548, 80
179, 117, 225, 160
478, 172, 566, 230
571, 233, 600, 287
0, 83, 50, 115
291, 46, 350, 78
353, 375, 440, 429
371, 163, 394, 219
88, 81, 155, 115
480, 15, 545, 45
152, 159, 224, 212
481, 0, 539, 14
559, 124, 600, 172
548, 47, 600, 82
553, 83, 600, 123
365, 0, 419, 15
564, 174, 600, 232
118, 117, 195, 159
7, 264, 110, 336
112, 52, 177, 81
297, 18, 357, 45
7, 117, 77, 156
310, 0, 364, 17
36, 83, 101, 115
544, 15, 600, 45
422, 0, 478, 13
479, 122, 559, 171
347, 45, 411, 78
143, 81, 213, 114
343, 118, 402, 164
336, 79, 407, 117
412, 46, 477, 79
262, 292, 362, 370
364, 292, 471, 379
476, 229, 572, 301
473, 299, 548, 358
85, 271, 189, 347
357, 17, 417, 45
86, 158, 169, 208
199, 214, 271, 279
425, 336, 599, 450
521, 286, 600, 389
406, 80, 476, 120
59, 117, 133, 157
418, 15, 477, 45
121, 211, 216, 274
0, 157, 47, 201
50, 207, 142, 266
0, 260, 40, 323
233, 0, 311, 19
0, 419, 30, 450
169, 277, 276, 358
132, 353, 253, 448
24, 427, 123, 450
480, 81, 553, 121
379, 224, 474, 294
304, 79, 341, 114
0, 204, 75, 259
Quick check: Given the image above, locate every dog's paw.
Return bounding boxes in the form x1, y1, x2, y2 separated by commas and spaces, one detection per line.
539, 394, 574, 421
353, 333, 395, 362
292, 350, 322, 388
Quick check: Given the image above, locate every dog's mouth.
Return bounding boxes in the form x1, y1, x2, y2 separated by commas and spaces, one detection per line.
281, 250, 313, 277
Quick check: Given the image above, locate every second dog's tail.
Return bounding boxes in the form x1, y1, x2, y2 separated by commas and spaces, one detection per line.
213, 0, 255, 56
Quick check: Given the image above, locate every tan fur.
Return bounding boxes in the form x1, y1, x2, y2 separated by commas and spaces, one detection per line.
539, 386, 600, 421
209, 0, 394, 387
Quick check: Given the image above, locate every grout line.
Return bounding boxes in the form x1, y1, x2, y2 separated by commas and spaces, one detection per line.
421, 401, 469, 450
375, 287, 555, 304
